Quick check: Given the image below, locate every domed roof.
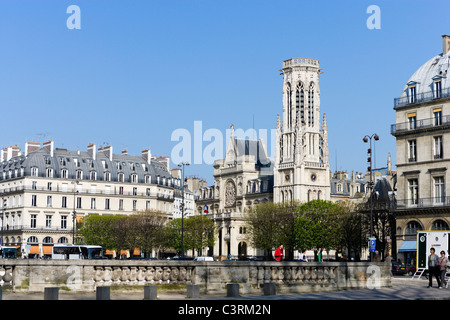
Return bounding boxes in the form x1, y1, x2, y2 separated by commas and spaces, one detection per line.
399, 51, 450, 99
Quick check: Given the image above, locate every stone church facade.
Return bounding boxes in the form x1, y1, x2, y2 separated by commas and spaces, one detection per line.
196, 58, 331, 259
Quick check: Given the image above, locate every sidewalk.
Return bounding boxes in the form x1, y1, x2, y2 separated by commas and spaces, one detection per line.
1, 276, 449, 300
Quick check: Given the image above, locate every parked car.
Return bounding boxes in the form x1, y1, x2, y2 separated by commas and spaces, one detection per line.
194, 256, 214, 261
392, 261, 407, 275
406, 265, 417, 276
172, 256, 194, 260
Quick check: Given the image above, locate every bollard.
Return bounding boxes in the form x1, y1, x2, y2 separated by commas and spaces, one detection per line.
44, 287, 59, 300
144, 285, 158, 300
226, 283, 240, 297
186, 284, 200, 298
263, 283, 276, 296
96, 286, 110, 300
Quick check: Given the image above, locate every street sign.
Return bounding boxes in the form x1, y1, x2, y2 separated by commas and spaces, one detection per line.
369, 237, 376, 253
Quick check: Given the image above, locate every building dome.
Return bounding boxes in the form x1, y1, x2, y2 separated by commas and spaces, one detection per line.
399, 51, 450, 99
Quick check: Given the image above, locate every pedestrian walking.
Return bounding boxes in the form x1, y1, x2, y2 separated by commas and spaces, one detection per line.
299, 249, 308, 262
335, 248, 344, 262
428, 248, 441, 288
438, 250, 449, 288
314, 247, 323, 262
274, 244, 284, 262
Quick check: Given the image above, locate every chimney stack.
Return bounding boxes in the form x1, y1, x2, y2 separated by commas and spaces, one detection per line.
443, 34, 450, 55
141, 148, 152, 164
104, 145, 113, 161
87, 143, 96, 160
25, 141, 40, 156
122, 149, 128, 155
43, 140, 54, 157
1, 146, 21, 161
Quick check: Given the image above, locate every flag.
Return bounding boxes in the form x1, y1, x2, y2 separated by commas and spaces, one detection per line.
204, 205, 208, 214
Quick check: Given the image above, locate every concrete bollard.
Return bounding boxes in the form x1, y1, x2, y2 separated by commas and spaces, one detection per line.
263, 283, 276, 296
227, 283, 240, 297
96, 286, 110, 300
186, 284, 200, 298
44, 287, 59, 300
144, 285, 158, 300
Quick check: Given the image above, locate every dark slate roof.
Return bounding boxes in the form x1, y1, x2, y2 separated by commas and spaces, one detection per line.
0, 147, 172, 185
234, 138, 271, 167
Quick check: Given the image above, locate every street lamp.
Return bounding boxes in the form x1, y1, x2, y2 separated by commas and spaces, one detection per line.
363, 133, 379, 262
71, 180, 80, 244
178, 162, 190, 257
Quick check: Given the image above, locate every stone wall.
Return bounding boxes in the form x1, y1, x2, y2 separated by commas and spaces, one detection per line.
0, 259, 391, 295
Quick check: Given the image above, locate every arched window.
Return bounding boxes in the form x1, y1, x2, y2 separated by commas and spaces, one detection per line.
405, 221, 422, 235
27, 236, 38, 244
432, 219, 449, 230
43, 236, 53, 244
308, 82, 315, 126
286, 83, 292, 129
296, 82, 305, 125
58, 237, 69, 244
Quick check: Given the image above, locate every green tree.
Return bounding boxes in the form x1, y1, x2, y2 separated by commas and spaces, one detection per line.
294, 199, 343, 251
184, 215, 216, 255
245, 201, 299, 259
80, 214, 125, 250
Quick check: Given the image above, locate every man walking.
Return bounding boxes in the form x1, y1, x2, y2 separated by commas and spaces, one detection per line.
428, 248, 441, 288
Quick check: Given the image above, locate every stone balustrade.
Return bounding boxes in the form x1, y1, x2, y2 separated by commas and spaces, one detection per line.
0, 259, 391, 295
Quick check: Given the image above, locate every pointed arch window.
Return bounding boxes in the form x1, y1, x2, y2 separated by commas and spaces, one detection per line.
296, 82, 305, 125
286, 83, 292, 129
308, 82, 315, 126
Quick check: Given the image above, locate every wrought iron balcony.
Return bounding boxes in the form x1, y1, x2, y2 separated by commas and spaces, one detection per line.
395, 197, 450, 210
390, 115, 450, 135
394, 87, 450, 108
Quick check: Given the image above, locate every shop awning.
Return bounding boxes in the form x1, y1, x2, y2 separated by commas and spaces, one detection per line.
398, 240, 417, 252
42, 246, 53, 255
29, 245, 40, 255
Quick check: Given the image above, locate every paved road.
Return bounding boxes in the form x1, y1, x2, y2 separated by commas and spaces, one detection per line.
1, 276, 449, 300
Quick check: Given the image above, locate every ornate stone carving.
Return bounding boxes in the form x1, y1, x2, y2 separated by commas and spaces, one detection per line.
225, 180, 236, 207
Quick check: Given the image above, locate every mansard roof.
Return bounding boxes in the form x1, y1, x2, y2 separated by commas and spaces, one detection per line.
0, 147, 172, 184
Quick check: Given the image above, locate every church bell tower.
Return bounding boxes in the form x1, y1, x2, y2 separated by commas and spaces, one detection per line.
274, 58, 331, 203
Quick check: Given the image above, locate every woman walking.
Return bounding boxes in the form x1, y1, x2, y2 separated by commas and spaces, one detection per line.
438, 250, 449, 288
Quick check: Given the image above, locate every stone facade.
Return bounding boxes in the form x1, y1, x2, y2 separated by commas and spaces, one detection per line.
0, 141, 178, 258
274, 58, 331, 203
391, 35, 450, 264
196, 127, 273, 259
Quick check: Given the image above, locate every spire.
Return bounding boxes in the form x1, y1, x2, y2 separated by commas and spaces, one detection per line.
321, 113, 329, 164
387, 152, 392, 174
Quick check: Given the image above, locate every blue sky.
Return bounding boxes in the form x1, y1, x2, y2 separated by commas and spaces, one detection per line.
1, 0, 449, 184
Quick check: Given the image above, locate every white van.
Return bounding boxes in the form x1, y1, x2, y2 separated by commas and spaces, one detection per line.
194, 256, 214, 261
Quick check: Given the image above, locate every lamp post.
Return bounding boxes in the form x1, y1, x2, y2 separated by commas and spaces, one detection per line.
363, 133, 379, 262
71, 180, 80, 244
178, 162, 190, 257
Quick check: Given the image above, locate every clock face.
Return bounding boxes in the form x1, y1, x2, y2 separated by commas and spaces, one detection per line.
285, 174, 290, 181
311, 174, 317, 182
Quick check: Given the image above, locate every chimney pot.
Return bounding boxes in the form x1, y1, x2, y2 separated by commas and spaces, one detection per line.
442, 34, 450, 55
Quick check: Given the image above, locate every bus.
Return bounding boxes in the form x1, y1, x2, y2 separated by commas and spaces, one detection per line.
0, 246, 18, 259
52, 244, 104, 260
